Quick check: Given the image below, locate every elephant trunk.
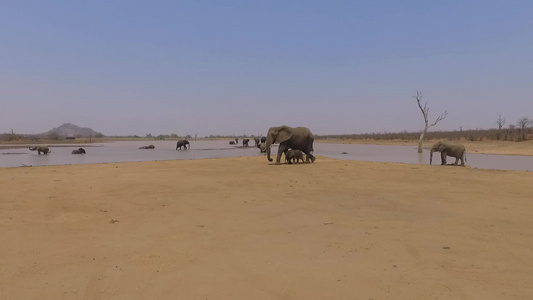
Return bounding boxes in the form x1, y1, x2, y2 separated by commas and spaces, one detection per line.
265, 136, 273, 162
430, 149, 434, 165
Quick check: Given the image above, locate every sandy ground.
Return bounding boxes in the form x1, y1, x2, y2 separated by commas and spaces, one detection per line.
1, 155, 533, 299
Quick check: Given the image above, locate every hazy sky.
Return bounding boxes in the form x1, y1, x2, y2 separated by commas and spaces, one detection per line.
1, 1, 532, 136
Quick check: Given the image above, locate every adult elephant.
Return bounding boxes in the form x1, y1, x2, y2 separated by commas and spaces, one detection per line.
254, 138, 260, 147
176, 139, 190, 150
242, 138, 249, 147
72, 148, 86, 154
430, 141, 467, 166
265, 125, 315, 164
29, 146, 50, 155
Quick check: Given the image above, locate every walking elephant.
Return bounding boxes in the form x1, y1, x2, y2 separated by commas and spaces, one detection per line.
254, 138, 260, 147
176, 139, 190, 150
71, 148, 86, 154
29, 146, 50, 155
430, 141, 467, 166
242, 138, 249, 147
265, 125, 315, 164
285, 149, 305, 164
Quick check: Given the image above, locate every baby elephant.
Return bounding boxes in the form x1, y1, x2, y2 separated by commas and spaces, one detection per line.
29, 146, 50, 155
72, 148, 86, 154
285, 149, 305, 164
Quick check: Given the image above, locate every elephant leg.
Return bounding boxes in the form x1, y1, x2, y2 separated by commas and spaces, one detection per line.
454, 157, 460, 165
304, 151, 315, 163
440, 152, 447, 165
302, 149, 310, 163
276, 145, 287, 164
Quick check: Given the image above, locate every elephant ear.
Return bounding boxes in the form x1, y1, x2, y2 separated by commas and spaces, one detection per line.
275, 126, 293, 143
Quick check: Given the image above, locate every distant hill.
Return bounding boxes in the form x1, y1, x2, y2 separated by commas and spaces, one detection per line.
44, 123, 104, 138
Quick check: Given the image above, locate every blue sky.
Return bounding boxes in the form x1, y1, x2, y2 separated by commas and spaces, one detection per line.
1, 1, 532, 136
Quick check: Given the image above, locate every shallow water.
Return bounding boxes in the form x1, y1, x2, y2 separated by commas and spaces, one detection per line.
1, 141, 532, 171
314, 143, 533, 172
0, 141, 261, 168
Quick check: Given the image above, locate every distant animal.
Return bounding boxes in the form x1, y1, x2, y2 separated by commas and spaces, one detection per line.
242, 138, 249, 147
176, 139, 190, 150
261, 137, 266, 143
29, 146, 50, 155
139, 145, 155, 149
285, 149, 305, 164
229, 141, 236, 145
71, 148, 86, 154
259, 143, 267, 153
254, 138, 260, 147
430, 141, 466, 166
235, 137, 239, 144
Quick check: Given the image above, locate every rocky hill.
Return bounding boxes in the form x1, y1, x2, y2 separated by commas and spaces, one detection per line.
45, 123, 103, 138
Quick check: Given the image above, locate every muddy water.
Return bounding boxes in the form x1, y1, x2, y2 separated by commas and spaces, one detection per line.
314, 143, 533, 172
0, 141, 262, 168
1, 141, 532, 171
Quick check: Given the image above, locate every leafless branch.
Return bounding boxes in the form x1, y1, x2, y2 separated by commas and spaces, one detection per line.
495, 114, 506, 130
413, 91, 428, 118
412, 91, 448, 153
429, 111, 448, 127
517, 117, 532, 130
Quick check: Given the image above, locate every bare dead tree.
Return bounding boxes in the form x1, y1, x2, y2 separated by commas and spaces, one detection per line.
517, 117, 532, 141
413, 91, 447, 153
495, 114, 506, 140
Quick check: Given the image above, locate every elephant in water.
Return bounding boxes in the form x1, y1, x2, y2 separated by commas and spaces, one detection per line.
285, 149, 305, 164
430, 141, 467, 166
29, 146, 50, 155
258, 143, 266, 153
265, 125, 315, 164
72, 148, 86, 154
176, 139, 190, 150
139, 145, 155, 149
254, 138, 260, 147
229, 141, 236, 145
242, 138, 250, 147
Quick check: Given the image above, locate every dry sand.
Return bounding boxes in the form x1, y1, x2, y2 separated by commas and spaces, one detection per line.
1, 155, 533, 299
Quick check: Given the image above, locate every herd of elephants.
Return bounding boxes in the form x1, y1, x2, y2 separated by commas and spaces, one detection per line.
28, 125, 467, 166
